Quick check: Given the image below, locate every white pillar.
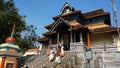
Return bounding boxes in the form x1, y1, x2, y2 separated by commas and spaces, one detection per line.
102, 51, 106, 68
57, 32, 59, 42
70, 27, 73, 50
74, 31, 76, 42
50, 36, 51, 45
80, 32, 83, 43
70, 27, 73, 43
112, 35, 116, 44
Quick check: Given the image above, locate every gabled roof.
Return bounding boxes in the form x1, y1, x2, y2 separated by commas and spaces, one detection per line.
45, 10, 81, 30
61, 2, 75, 13
50, 18, 72, 31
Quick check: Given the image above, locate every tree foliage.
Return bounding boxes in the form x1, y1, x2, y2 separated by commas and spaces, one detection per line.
20, 25, 40, 52
0, 0, 26, 43
0, 0, 40, 53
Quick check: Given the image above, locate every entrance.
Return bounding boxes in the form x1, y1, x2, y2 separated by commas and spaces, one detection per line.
6, 63, 14, 68
60, 31, 70, 50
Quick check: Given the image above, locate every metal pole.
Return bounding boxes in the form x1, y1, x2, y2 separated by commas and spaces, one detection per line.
103, 51, 105, 68
86, 60, 90, 68
102, 51, 106, 68
111, 0, 120, 39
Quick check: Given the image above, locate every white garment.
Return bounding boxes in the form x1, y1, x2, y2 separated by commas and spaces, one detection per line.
60, 46, 64, 56
55, 56, 61, 63
49, 54, 54, 61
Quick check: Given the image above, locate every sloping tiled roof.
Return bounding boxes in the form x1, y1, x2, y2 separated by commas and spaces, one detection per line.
45, 9, 109, 30
82, 9, 109, 19
69, 24, 85, 31
53, 10, 81, 20
85, 22, 109, 28
45, 21, 56, 30
90, 26, 117, 34
69, 20, 80, 26
86, 23, 117, 34
43, 31, 57, 36
44, 19, 85, 36
37, 36, 49, 42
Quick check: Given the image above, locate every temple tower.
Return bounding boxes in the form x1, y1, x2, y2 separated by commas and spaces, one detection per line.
0, 23, 22, 68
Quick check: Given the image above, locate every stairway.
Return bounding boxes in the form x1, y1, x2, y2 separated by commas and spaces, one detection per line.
21, 44, 85, 68
23, 52, 55, 68
20, 43, 120, 68
91, 44, 120, 68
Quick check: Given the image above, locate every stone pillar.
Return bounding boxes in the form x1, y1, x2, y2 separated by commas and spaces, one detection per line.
57, 32, 60, 43
80, 32, 83, 44
50, 36, 51, 45
70, 27, 73, 50
0, 57, 6, 68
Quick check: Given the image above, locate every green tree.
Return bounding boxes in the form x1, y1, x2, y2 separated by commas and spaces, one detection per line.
0, 0, 40, 53
0, 0, 26, 44
20, 25, 40, 52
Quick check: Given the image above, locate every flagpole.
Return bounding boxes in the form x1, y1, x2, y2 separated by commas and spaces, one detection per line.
11, 22, 16, 37
111, 0, 120, 39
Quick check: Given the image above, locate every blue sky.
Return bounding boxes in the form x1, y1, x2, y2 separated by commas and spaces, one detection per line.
14, 0, 120, 37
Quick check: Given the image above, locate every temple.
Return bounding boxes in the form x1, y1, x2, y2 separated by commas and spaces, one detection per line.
22, 3, 120, 68
38, 2, 118, 50
0, 24, 22, 68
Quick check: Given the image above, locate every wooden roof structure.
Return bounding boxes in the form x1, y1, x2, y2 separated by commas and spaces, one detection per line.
86, 23, 118, 34
37, 36, 49, 42
38, 3, 117, 43
45, 9, 110, 30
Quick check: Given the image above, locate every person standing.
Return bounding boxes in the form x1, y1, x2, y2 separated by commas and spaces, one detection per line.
60, 46, 64, 57
49, 48, 56, 62
55, 46, 61, 63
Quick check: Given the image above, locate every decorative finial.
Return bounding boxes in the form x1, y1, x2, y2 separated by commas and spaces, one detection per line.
11, 22, 16, 37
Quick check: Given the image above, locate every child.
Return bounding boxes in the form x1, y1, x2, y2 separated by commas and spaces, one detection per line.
49, 48, 55, 62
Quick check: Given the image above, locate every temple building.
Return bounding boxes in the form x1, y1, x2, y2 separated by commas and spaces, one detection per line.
22, 2, 120, 68
38, 2, 119, 50
0, 24, 22, 68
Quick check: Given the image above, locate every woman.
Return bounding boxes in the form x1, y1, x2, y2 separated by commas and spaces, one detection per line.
55, 46, 61, 63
